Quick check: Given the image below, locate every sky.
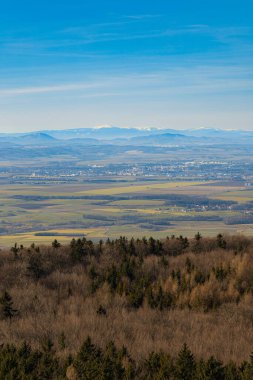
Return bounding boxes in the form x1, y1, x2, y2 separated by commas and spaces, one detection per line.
0, 0, 253, 132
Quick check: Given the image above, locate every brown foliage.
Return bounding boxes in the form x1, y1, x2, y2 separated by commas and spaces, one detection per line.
0, 234, 253, 364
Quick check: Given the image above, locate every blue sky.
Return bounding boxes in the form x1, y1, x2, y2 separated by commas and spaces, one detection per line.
0, 0, 253, 132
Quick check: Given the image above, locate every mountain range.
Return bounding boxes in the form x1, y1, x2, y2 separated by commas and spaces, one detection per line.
1, 126, 253, 147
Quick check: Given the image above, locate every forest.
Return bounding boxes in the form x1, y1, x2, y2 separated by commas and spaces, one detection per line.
1, 233, 253, 379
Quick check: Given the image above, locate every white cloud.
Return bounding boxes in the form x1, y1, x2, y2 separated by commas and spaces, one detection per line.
1, 64, 252, 99
0, 82, 104, 96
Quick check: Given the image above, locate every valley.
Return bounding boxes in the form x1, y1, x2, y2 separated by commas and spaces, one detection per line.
0, 127, 253, 247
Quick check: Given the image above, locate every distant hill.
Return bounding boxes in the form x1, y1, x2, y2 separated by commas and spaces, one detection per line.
0, 132, 57, 146
19, 132, 56, 144
126, 131, 192, 146
1, 126, 253, 149
44, 126, 164, 140
43, 126, 253, 145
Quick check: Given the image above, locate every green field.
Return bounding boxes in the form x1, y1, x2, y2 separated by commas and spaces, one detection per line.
0, 178, 253, 247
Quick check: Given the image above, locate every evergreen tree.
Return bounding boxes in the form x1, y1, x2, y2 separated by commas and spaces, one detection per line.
217, 233, 227, 249
102, 341, 125, 380
70, 238, 87, 262
175, 344, 196, 380
27, 253, 45, 280
224, 361, 241, 380
144, 351, 174, 380
195, 232, 202, 241
240, 353, 253, 379
196, 356, 225, 380
52, 239, 61, 249
0, 291, 18, 320
11, 242, 20, 258
74, 336, 103, 379
192, 232, 202, 253
107, 265, 119, 292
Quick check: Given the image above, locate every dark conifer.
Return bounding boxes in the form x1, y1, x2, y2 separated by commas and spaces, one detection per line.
0, 291, 18, 320
176, 344, 196, 380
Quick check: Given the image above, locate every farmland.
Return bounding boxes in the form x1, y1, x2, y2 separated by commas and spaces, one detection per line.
1, 177, 253, 247
1, 127, 253, 247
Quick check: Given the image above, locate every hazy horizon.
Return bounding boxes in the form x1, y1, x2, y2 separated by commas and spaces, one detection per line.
2, 124, 253, 135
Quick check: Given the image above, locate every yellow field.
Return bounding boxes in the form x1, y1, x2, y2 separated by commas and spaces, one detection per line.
212, 189, 253, 203
96, 207, 161, 214
111, 200, 165, 206
0, 228, 107, 247
1, 179, 252, 248
76, 181, 206, 196
94, 207, 123, 213
2, 223, 253, 247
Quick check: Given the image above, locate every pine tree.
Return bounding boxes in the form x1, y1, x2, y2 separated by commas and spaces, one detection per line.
217, 233, 227, 249
74, 337, 103, 379
144, 351, 174, 380
241, 352, 253, 379
0, 291, 18, 320
224, 361, 241, 380
175, 344, 196, 380
107, 265, 119, 291
52, 239, 61, 249
192, 232, 202, 253
70, 238, 86, 262
196, 356, 225, 380
195, 232, 202, 241
11, 242, 20, 258
27, 253, 45, 280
